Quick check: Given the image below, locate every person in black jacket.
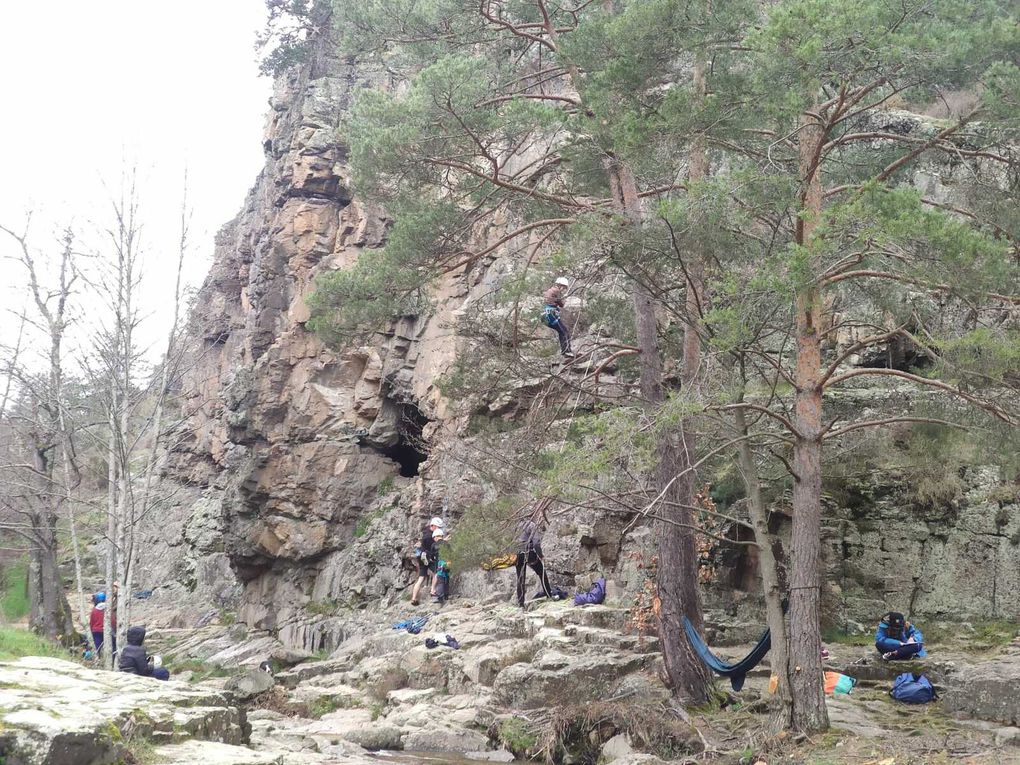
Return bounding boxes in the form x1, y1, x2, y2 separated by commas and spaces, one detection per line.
411, 517, 443, 605
515, 519, 553, 607
118, 626, 170, 680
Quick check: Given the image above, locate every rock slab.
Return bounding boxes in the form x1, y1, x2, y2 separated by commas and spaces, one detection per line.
0, 657, 247, 765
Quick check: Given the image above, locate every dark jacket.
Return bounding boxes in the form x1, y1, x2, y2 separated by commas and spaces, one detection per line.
517, 520, 543, 553
420, 528, 436, 562
118, 626, 153, 676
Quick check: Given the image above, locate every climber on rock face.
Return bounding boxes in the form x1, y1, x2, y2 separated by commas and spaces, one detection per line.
542, 276, 574, 357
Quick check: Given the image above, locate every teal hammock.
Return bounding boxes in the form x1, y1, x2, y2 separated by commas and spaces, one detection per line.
683, 616, 772, 691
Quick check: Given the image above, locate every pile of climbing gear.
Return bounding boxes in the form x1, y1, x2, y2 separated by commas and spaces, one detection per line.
425, 633, 461, 650
392, 614, 431, 634
482, 554, 517, 571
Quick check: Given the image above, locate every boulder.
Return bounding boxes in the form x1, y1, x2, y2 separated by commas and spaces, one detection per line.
225, 669, 276, 701
402, 725, 489, 752
0, 657, 247, 765
942, 658, 1020, 725
492, 651, 649, 709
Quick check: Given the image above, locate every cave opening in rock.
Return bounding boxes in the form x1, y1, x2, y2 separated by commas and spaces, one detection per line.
381, 402, 429, 477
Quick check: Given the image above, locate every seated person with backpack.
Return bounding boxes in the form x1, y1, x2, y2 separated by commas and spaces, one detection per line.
875, 611, 926, 660
119, 626, 170, 680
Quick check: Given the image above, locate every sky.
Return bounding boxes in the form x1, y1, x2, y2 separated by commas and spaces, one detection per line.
0, 1, 272, 371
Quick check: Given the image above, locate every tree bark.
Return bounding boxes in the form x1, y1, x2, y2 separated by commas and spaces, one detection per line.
609, 157, 713, 703
733, 404, 793, 730
788, 109, 829, 732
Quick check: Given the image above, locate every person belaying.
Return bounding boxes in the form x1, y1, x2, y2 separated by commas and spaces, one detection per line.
89, 592, 116, 657
432, 527, 451, 603
875, 611, 927, 660
542, 276, 574, 357
411, 516, 443, 606
515, 518, 553, 608
118, 626, 170, 681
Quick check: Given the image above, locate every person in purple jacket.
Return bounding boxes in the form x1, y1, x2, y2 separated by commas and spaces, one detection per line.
573, 577, 607, 606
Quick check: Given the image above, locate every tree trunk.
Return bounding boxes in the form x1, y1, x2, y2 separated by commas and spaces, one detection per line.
788, 109, 828, 732
733, 404, 793, 730
610, 158, 713, 703
104, 395, 118, 669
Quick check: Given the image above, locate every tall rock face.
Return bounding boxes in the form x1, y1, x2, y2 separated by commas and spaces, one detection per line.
152, 37, 1019, 651
158, 44, 522, 649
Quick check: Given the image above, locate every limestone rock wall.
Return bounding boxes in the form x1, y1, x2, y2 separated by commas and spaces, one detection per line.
145, 35, 1019, 652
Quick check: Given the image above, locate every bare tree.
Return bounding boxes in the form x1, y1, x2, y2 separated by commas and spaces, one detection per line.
0, 218, 78, 641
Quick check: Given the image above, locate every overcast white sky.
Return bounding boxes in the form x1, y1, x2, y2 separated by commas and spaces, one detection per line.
0, 1, 271, 372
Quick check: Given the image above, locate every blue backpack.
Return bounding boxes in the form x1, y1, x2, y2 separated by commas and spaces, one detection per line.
890, 672, 937, 704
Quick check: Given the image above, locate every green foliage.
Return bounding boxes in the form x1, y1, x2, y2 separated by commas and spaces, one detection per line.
497, 717, 538, 756
258, 0, 330, 77
750, 0, 1018, 119
939, 328, 1020, 389
0, 559, 30, 622
305, 599, 340, 616
376, 477, 395, 496
171, 660, 233, 683
0, 627, 68, 661
309, 694, 362, 718
820, 628, 871, 647
444, 497, 519, 572
306, 197, 466, 345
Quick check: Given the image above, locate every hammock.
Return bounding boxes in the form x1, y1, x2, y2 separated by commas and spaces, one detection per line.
683, 616, 772, 691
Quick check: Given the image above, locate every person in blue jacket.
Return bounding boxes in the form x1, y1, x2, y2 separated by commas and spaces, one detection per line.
875, 611, 926, 660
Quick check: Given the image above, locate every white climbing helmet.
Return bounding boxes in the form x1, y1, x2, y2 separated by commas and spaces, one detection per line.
555, 276, 569, 287
429, 516, 444, 528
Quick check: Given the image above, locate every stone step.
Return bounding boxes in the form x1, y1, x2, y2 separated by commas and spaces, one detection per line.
561, 624, 660, 654
151, 741, 283, 764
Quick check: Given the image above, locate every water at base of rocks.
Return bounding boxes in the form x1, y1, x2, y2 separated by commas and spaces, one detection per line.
372, 752, 525, 765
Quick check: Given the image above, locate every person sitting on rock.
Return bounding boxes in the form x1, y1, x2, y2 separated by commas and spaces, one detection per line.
515, 518, 554, 608
411, 517, 443, 606
541, 276, 574, 357
89, 592, 116, 658
118, 626, 170, 680
875, 611, 926, 660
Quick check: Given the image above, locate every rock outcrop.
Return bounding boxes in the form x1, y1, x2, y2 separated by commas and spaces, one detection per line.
0, 657, 248, 765
123, 16, 1019, 654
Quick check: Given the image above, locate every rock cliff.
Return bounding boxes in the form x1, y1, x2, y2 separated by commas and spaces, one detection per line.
131, 31, 1019, 652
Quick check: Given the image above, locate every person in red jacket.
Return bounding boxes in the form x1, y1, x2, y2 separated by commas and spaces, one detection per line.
89, 592, 116, 657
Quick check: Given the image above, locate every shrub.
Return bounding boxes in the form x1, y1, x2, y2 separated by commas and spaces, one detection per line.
0, 627, 68, 661
0, 560, 30, 622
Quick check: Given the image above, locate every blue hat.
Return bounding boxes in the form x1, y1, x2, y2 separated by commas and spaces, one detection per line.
95, 592, 106, 603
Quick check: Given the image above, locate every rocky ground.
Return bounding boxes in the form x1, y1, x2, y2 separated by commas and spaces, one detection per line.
153, 596, 1020, 765
1, 597, 1018, 765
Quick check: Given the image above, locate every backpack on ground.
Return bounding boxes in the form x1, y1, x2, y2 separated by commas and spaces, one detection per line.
823, 671, 857, 695
890, 672, 937, 704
